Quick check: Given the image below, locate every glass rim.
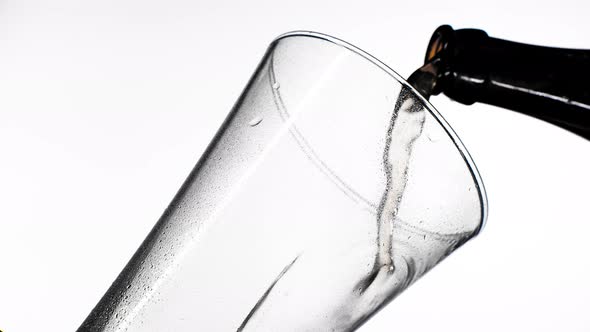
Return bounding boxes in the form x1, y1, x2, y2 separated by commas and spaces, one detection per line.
272, 30, 488, 232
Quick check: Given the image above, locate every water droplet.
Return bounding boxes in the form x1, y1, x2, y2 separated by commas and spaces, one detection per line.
272, 82, 280, 89
249, 116, 263, 127
427, 131, 442, 142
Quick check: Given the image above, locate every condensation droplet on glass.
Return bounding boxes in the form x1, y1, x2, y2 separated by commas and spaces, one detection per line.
427, 131, 442, 142
249, 116, 263, 127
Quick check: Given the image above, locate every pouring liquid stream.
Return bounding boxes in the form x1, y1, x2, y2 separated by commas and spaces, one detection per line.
333, 90, 427, 330
239, 88, 427, 331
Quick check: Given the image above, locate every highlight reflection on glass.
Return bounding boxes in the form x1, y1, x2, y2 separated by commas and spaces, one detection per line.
78, 32, 487, 332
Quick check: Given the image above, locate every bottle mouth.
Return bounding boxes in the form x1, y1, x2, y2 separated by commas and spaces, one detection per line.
425, 24, 456, 63
272, 30, 488, 233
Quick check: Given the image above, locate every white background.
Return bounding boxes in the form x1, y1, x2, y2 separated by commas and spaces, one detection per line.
0, 0, 589, 331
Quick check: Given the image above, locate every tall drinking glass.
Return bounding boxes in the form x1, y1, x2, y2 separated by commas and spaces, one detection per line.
79, 31, 487, 332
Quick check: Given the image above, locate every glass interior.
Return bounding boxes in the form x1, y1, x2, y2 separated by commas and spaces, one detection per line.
78, 31, 487, 332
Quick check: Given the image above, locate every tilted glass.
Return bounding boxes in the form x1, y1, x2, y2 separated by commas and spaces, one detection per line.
79, 31, 487, 332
